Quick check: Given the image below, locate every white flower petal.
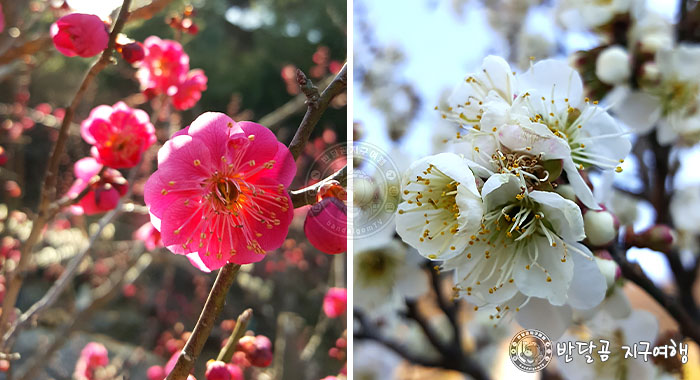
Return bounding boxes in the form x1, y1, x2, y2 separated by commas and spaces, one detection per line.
513, 236, 574, 305
517, 59, 584, 107
515, 296, 573, 340
565, 242, 606, 310
613, 91, 661, 133
481, 173, 523, 209
529, 190, 585, 242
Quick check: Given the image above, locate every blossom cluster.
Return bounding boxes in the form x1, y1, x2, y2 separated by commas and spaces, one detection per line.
137, 36, 208, 111
396, 55, 631, 337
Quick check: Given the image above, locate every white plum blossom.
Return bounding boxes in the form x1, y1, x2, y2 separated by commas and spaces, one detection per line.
444, 57, 630, 209
556, 0, 639, 31
353, 237, 428, 313
615, 44, 700, 145
438, 174, 607, 336
395, 152, 484, 261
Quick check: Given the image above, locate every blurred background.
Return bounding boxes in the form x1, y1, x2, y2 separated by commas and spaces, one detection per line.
0, 0, 346, 379
353, 0, 700, 379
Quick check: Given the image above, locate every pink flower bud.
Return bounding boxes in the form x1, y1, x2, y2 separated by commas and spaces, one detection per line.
304, 197, 347, 254
237, 335, 273, 367
51, 13, 109, 58
322, 287, 347, 318
205, 361, 230, 380
66, 157, 129, 215
120, 42, 145, 63
626, 225, 676, 253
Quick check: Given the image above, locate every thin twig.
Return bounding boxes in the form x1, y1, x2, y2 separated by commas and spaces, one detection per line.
166, 263, 242, 380
287, 64, 347, 160
217, 308, 253, 363
0, 0, 133, 343
290, 165, 347, 208
17, 248, 152, 380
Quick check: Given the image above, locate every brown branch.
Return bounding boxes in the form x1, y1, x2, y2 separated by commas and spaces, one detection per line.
0, 0, 133, 344
129, 0, 174, 20
165, 263, 241, 380
610, 246, 700, 344
287, 63, 347, 160
0, 36, 52, 65
258, 75, 335, 130
217, 308, 253, 363
290, 165, 347, 208
16, 248, 152, 380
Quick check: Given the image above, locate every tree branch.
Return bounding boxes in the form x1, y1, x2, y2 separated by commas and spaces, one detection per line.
0, 0, 133, 344
165, 263, 241, 380
610, 245, 700, 344
287, 64, 347, 160
217, 308, 252, 363
290, 165, 347, 208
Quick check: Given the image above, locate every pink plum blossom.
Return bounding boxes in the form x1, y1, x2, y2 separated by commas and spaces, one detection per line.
137, 36, 190, 96
73, 342, 109, 380
0, 4, 4, 34
51, 13, 109, 58
205, 361, 242, 380
134, 221, 163, 250
67, 157, 128, 215
323, 287, 347, 318
144, 113, 296, 271
172, 69, 208, 111
80, 102, 156, 169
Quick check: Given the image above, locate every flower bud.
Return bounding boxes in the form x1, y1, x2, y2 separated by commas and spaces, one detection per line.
120, 42, 145, 63
554, 184, 577, 202
237, 335, 273, 367
323, 287, 347, 318
304, 197, 347, 254
147, 365, 165, 380
625, 224, 676, 253
595, 46, 631, 85
584, 209, 618, 247
594, 250, 620, 288
51, 13, 109, 58
205, 360, 230, 380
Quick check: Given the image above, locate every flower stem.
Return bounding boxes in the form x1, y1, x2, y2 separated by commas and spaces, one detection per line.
165, 263, 241, 380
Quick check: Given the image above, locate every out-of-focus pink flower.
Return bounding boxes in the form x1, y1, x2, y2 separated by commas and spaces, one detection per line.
0, 146, 6, 166
134, 221, 163, 250
120, 41, 145, 64
137, 36, 189, 96
172, 69, 207, 111
321, 377, 339, 380
226, 364, 243, 380
237, 335, 273, 367
322, 287, 347, 318
81, 102, 155, 169
51, 13, 109, 58
205, 361, 230, 380
147, 365, 165, 380
304, 197, 347, 254
73, 342, 109, 380
67, 157, 128, 215
144, 113, 295, 271
0, 4, 4, 34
